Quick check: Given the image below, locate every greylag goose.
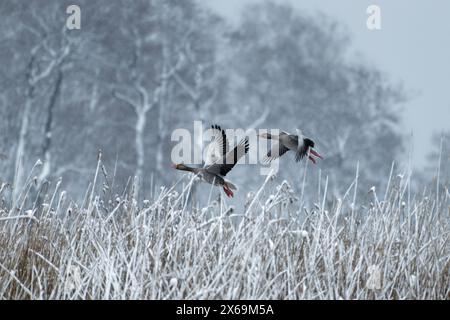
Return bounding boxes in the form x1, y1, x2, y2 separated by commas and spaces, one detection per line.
172, 125, 249, 198
259, 129, 323, 164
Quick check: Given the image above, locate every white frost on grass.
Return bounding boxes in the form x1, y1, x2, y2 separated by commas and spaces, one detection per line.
0, 163, 448, 300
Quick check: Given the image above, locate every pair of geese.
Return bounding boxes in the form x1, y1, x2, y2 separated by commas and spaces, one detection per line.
172, 125, 323, 198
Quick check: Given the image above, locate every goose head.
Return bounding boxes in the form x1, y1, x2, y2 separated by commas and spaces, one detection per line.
171, 163, 189, 171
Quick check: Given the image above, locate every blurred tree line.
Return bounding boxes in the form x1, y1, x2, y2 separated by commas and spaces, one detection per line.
0, 0, 423, 201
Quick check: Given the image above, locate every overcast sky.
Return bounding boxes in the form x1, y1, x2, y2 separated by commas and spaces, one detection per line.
206, 0, 450, 169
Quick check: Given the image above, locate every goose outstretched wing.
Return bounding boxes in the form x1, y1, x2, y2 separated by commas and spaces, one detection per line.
206, 137, 249, 176
203, 125, 229, 167
263, 142, 290, 163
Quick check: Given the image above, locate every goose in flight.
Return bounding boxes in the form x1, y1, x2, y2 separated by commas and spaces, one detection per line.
259, 129, 323, 164
172, 125, 249, 198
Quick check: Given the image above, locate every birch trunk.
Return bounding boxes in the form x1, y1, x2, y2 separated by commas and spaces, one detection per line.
39, 71, 63, 183
13, 91, 33, 201
135, 110, 146, 180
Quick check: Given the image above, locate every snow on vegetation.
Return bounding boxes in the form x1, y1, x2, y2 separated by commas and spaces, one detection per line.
0, 158, 448, 300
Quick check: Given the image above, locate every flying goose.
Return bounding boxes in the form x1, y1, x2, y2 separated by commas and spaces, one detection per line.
172, 125, 249, 198
258, 129, 323, 164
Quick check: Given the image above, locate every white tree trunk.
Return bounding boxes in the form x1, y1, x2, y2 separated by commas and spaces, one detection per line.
38, 71, 62, 184
13, 96, 32, 201
135, 111, 146, 179
156, 34, 169, 173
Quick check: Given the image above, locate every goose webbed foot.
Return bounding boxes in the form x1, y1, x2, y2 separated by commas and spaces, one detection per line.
308, 148, 323, 164
223, 185, 234, 198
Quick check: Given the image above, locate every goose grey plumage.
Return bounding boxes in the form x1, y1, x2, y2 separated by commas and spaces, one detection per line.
172, 125, 249, 198
258, 129, 323, 164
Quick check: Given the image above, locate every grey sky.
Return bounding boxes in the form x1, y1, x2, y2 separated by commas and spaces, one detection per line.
206, 0, 450, 169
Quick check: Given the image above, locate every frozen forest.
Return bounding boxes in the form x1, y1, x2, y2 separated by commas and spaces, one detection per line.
0, 0, 448, 300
